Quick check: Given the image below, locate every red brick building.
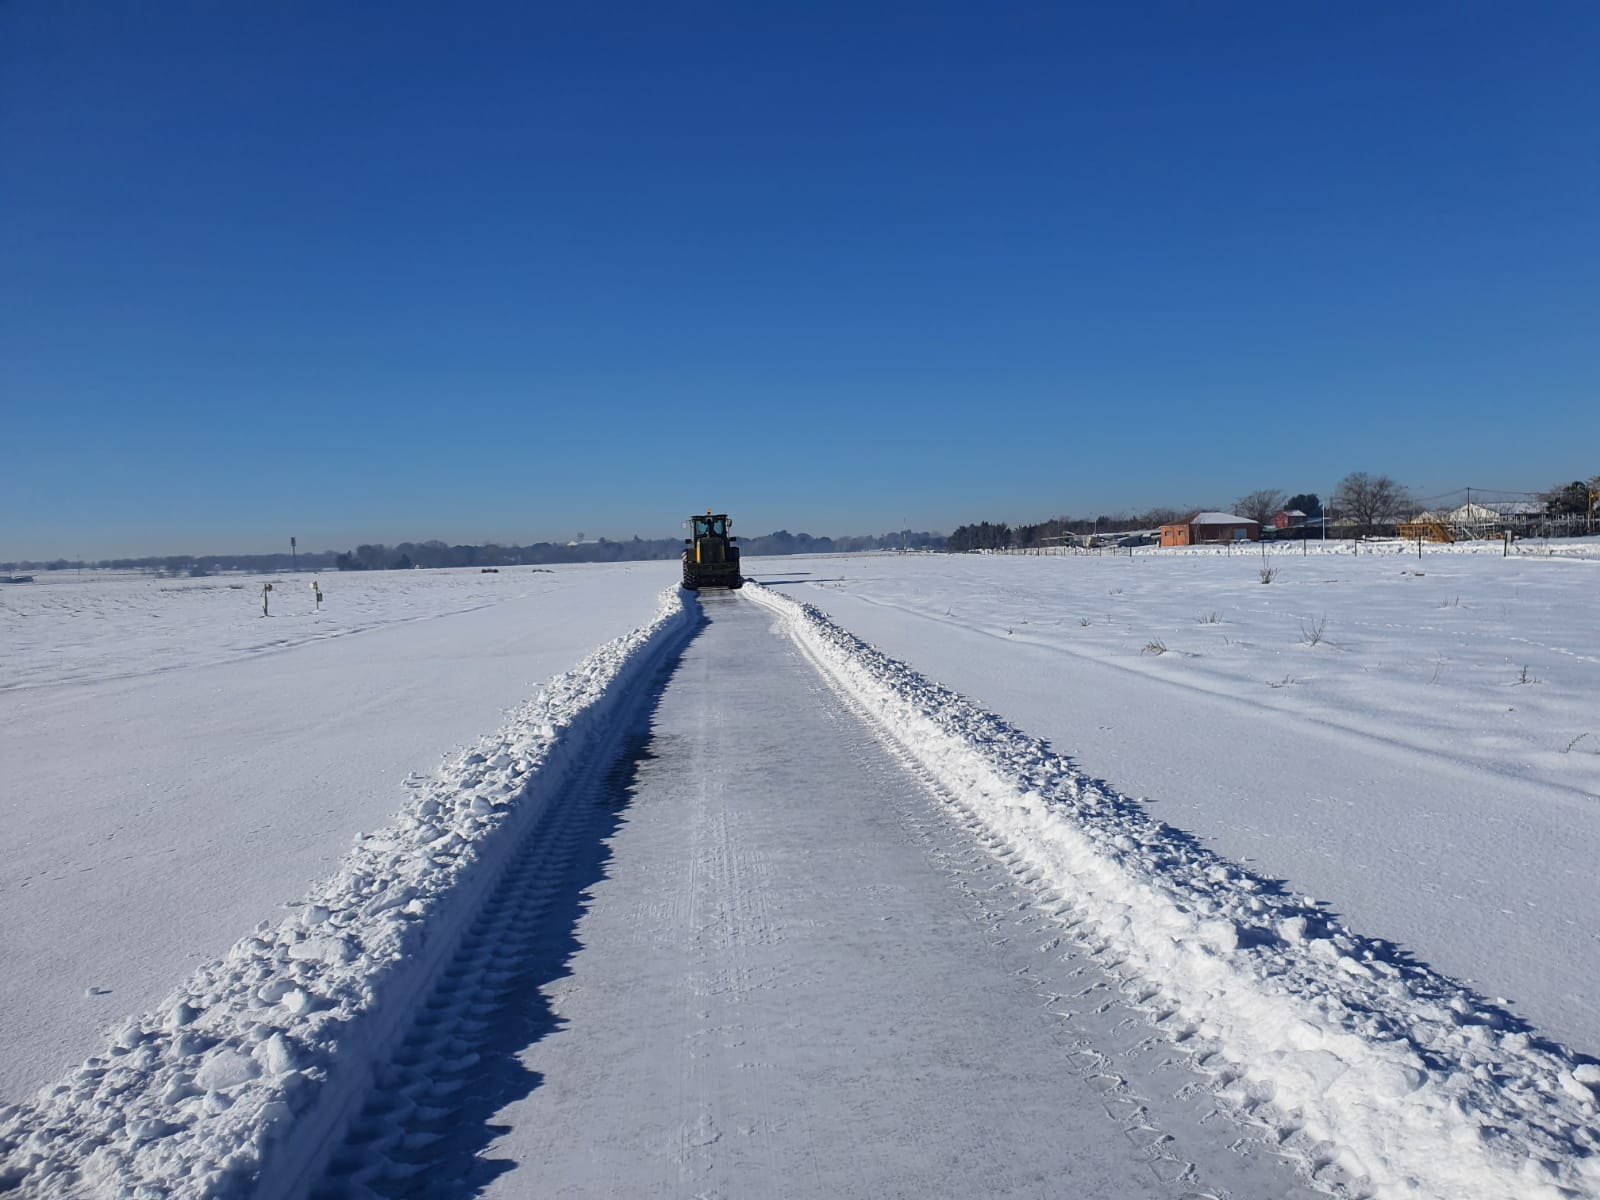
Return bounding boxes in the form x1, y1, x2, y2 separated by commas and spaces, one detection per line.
1159, 512, 1262, 547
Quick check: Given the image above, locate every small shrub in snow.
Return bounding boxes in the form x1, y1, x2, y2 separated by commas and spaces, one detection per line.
1142, 639, 1168, 655
1198, 611, 1222, 624
1515, 664, 1541, 685
1300, 614, 1327, 646
1260, 566, 1278, 584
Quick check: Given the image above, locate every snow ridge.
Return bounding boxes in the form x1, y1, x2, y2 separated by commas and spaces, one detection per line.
0, 586, 696, 1199
746, 582, 1600, 1200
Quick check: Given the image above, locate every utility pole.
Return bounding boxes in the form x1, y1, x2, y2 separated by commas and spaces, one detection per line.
291, 536, 297, 568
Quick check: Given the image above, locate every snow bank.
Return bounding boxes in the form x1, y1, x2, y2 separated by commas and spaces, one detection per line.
0, 586, 696, 1198
747, 583, 1600, 1200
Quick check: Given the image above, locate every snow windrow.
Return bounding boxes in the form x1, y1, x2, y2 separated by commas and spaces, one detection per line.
0, 587, 696, 1199
747, 582, 1600, 1200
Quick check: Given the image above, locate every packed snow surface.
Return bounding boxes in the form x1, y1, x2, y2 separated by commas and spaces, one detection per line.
462, 592, 1318, 1199
3, 545, 1597, 1197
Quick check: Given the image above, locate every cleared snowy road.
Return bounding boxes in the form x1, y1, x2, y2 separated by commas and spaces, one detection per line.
465, 594, 1314, 1198
9, 583, 1591, 1196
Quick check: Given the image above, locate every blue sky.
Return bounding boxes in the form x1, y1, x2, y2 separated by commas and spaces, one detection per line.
3, 2, 1596, 558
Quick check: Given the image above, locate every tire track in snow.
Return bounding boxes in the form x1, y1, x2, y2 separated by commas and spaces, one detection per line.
905, 765, 1342, 1199
0, 588, 699, 1199
806, 643, 1331, 1200
307, 676, 689, 1198
309, 780, 594, 1196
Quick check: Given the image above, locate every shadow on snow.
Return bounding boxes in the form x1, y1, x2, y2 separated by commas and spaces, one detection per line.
332, 604, 708, 1198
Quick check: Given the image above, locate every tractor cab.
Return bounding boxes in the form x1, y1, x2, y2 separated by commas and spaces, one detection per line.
691, 513, 729, 540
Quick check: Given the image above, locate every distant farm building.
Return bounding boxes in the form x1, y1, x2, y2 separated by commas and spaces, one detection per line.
1271, 509, 1308, 529
1398, 512, 1455, 542
1400, 501, 1546, 543
1160, 512, 1262, 547
1450, 500, 1541, 531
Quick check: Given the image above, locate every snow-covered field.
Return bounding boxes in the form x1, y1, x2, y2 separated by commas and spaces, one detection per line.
753, 543, 1600, 1055
2, 545, 1597, 1197
0, 563, 676, 1100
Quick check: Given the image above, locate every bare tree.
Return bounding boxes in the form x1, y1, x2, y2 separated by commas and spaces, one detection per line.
1332, 472, 1413, 536
1234, 488, 1285, 525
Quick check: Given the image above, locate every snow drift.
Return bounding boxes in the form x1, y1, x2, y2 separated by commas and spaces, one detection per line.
0, 587, 697, 1198
747, 582, 1600, 1200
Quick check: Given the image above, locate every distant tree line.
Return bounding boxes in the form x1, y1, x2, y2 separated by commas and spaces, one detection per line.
947, 507, 1197, 553
947, 480, 1414, 553
328, 529, 945, 571
333, 538, 674, 571
11, 472, 1593, 573
741, 529, 943, 557
1, 529, 946, 575
1, 551, 343, 576
1541, 477, 1600, 517
947, 475, 1399, 550
947, 469, 1598, 552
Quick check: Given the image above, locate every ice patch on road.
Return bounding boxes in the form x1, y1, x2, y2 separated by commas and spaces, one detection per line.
747, 582, 1600, 1200
0, 586, 695, 1198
